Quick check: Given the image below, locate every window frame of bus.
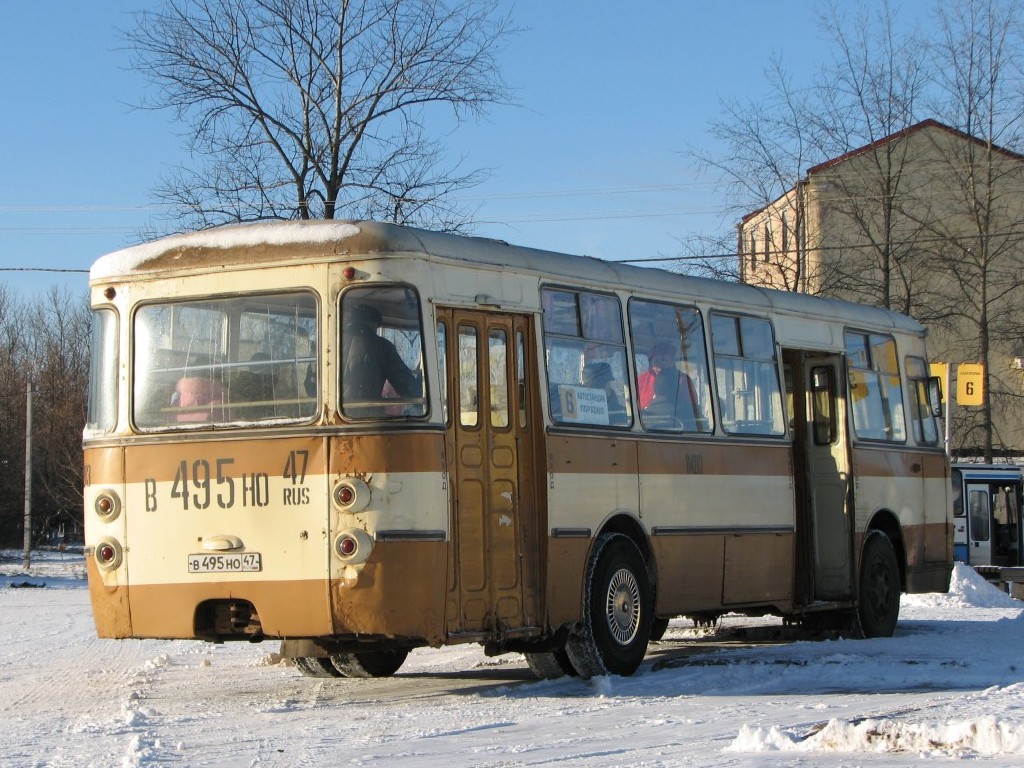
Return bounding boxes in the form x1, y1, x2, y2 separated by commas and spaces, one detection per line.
843, 329, 907, 443
905, 354, 940, 446
86, 307, 118, 434
627, 297, 714, 434
709, 312, 786, 437
131, 290, 320, 431
541, 285, 632, 429
338, 284, 428, 421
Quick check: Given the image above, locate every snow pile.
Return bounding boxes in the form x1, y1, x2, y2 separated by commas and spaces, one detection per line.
729, 712, 1024, 757
727, 562, 1024, 757
903, 561, 1020, 610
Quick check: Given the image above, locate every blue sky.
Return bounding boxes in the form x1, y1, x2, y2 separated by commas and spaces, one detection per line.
0, 1, 840, 298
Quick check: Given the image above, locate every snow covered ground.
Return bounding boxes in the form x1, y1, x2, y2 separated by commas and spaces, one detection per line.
3, 550, 1024, 767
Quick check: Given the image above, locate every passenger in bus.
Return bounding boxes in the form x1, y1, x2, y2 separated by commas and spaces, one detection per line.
638, 341, 701, 429
173, 376, 225, 422
637, 342, 675, 409
582, 360, 628, 425
342, 303, 419, 413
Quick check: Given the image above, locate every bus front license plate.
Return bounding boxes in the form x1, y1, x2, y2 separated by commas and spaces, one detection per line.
188, 553, 262, 573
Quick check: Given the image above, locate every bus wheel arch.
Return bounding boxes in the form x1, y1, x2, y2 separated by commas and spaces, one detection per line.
596, 513, 657, 592
565, 527, 654, 678
857, 528, 902, 638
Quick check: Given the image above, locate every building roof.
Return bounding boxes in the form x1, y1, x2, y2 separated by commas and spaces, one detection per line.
739, 118, 1024, 224
805, 118, 1024, 175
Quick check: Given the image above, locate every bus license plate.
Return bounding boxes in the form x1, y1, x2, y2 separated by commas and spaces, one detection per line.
188, 552, 262, 573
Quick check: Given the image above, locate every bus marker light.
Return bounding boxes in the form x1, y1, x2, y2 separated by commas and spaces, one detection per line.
95, 537, 124, 571
333, 477, 371, 512
333, 528, 373, 564
94, 490, 121, 522
337, 536, 357, 556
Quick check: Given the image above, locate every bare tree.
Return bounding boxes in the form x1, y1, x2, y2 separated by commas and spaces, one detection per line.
694, 0, 1024, 459
691, 2, 930, 306
807, 2, 932, 315
0, 287, 91, 548
916, 0, 1024, 460
126, 0, 513, 231
22, 288, 91, 544
0, 287, 28, 547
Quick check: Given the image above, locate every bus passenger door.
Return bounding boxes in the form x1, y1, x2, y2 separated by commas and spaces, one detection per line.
804, 356, 854, 600
439, 308, 544, 639
965, 483, 993, 565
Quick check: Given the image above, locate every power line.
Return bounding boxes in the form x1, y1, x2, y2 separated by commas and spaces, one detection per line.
0, 267, 90, 274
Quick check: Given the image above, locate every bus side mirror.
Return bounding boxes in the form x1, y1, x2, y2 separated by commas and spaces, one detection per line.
927, 376, 944, 418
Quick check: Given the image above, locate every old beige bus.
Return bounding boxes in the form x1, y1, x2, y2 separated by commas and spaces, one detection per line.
84, 221, 952, 679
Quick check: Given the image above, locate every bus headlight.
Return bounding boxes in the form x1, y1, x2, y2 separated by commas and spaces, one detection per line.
333, 528, 373, 564
333, 477, 371, 512
94, 537, 124, 571
94, 490, 122, 522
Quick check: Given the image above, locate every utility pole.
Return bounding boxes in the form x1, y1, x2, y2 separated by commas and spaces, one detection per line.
22, 381, 32, 569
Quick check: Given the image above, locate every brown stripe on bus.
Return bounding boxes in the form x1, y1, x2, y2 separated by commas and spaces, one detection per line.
547, 434, 793, 477
852, 446, 950, 479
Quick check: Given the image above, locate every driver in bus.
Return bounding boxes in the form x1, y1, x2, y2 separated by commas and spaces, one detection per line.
341, 303, 420, 412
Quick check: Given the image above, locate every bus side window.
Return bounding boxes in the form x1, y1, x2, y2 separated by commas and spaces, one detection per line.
628, 298, 713, 434
541, 287, 631, 428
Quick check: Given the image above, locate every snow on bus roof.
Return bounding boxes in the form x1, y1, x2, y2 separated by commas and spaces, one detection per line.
90, 220, 362, 281
90, 220, 925, 336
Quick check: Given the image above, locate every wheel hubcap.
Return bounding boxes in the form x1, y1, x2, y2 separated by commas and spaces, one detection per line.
869, 562, 895, 616
605, 567, 641, 645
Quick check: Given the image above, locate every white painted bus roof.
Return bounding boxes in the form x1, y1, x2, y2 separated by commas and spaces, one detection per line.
91, 219, 924, 336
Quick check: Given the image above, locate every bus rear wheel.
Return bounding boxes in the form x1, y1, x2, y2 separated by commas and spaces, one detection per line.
857, 531, 901, 638
331, 649, 409, 678
565, 533, 652, 678
524, 647, 577, 679
294, 656, 342, 678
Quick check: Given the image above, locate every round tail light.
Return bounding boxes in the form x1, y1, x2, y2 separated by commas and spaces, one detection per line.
332, 477, 371, 512
333, 528, 373, 564
94, 490, 122, 522
94, 537, 124, 571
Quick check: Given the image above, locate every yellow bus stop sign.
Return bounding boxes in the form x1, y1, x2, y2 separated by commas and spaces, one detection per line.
956, 363, 984, 406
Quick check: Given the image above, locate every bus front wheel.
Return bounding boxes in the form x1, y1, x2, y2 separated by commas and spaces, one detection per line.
566, 533, 652, 678
857, 531, 901, 638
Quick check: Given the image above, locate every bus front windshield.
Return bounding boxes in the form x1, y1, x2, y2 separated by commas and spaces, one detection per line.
133, 292, 318, 428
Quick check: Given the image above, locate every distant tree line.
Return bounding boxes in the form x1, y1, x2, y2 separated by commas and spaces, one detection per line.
0, 286, 89, 548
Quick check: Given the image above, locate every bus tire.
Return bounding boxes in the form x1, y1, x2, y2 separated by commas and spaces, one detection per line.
649, 617, 670, 642
294, 656, 342, 678
330, 649, 409, 678
857, 531, 901, 638
524, 647, 577, 680
565, 533, 652, 678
